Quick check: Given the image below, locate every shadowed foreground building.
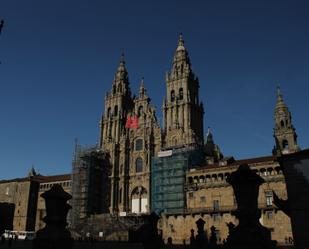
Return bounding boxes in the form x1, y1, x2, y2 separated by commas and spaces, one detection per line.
278, 150, 309, 249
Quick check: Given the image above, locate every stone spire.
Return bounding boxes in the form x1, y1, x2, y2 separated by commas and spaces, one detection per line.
204, 127, 223, 164
28, 166, 37, 177
273, 86, 300, 155
115, 52, 128, 81
176, 33, 185, 51
139, 77, 146, 97
172, 33, 191, 76
275, 86, 287, 110
111, 51, 130, 96
206, 127, 214, 144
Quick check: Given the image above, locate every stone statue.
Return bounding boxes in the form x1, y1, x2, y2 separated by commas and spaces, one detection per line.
195, 218, 208, 249
33, 184, 73, 249
225, 164, 277, 249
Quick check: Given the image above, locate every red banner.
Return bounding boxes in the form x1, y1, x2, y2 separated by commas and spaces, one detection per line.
125, 115, 138, 129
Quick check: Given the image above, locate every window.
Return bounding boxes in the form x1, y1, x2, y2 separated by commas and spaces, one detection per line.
282, 140, 289, 150
114, 105, 118, 116
266, 211, 273, 220
188, 192, 194, 199
107, 107, 111, 118
135, 139, 143, 151
136, 157, 143, 173
171, 90, 175, 102
119, 188, 122, 203
179, 88, 183, 100
200, 196, 206, 203
213, 213, 220, 222
213, 200, 220, 211
280, 120, 284, 127
265, 191, 273, 207
138, 106, 144, 117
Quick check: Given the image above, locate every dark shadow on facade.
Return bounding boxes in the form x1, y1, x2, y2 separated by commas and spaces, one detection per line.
277, 150, 309, 249
135, 212, 161, 249
0, 202, 15, 235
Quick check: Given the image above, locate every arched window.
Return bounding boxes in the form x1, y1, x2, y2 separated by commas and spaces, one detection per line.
179, 88, 183, 100
171, 90, 175, 102
280, 120, 284, 127
282, 140, 289, 149
135, 139, 143, 151
131, 186, 148, 213
107, 107, 111, 118
113, 85, 116, 94
136, 157, 143, 172
138, 106, 144, 117
114, 105, 118, 116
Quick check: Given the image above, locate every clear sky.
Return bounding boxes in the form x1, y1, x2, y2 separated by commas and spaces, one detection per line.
1, 0, 309, 179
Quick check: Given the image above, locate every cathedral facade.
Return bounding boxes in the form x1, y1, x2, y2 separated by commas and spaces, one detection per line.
98, 33, 300, 219
99, 34, 206, 214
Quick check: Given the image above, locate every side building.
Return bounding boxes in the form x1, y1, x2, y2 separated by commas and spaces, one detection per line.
0, 169, 39, 233
153, 86, 300, 246
159, 155, 293, 245
0, 169, 72, 234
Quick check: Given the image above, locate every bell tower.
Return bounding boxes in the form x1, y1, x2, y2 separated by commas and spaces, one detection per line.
273, 87, 300, 155
163, 34, 204, 148
100, 53, 133, 147
99, 53, 133, 213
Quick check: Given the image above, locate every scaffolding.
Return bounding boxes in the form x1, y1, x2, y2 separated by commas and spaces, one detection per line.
71, 142, 111, 230
151, 147, 204, 214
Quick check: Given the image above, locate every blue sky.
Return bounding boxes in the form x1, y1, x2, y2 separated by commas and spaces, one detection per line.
1, 0, 309, 179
